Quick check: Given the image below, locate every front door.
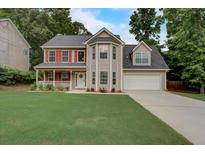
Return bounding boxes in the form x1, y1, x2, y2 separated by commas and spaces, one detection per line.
75, 72, 86, 88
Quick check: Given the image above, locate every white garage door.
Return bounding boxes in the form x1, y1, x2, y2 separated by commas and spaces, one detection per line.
123, 74, 162, 90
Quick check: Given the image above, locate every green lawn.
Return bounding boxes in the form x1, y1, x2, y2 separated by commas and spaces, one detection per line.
173, 92, 205, 102
0, 92, 191, 144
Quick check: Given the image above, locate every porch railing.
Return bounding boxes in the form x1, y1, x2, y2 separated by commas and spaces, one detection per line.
37, 81, 71, 90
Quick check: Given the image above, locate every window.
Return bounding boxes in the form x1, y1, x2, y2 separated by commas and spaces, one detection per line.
100, 72, 108, 84
92, 46, 95, 60
61, 72, 68, 81
49, 51, 55, 62
100, 52, 107, 59
113, 46, 116, 60
62, 51, 68, 62
135, 52, 149, 64
112, 72, 116, 85
99, 45, 108, 59
78, 51, 84, 62
48, 72, 53, 81
92, 72, 95, 84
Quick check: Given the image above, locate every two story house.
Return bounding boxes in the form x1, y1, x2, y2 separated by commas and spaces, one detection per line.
0, 19, 30, 71
34, 28, 169, 91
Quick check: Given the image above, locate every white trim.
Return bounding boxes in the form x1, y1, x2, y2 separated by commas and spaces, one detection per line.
77, 50, 85, 63
41, 46, 85, 48
70, 70, 73, 90
35, 66, 87, 69
133, 52, 151, 66
88, 41, 121, 46
75, 72, 86, 88
61, 50, 69, 63
48, 50, 56, 63
131, 41, 152, 54
0, 19, 31, 48
164, 72, 167, 90
53, 70, 55, 87
95, 43, 98, 91
84, 27, 125, 45
72, 50, 75, 63
123, 68, 170, 71
120, 45, 123, 91
109, 44, 112, 91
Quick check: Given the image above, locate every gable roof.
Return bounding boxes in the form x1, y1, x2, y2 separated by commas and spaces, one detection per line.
84, 27, 125, 45
131, 41, 152, 54
0, 18, 31, 48
41, 34, 92, 48
123, 45, 169, 70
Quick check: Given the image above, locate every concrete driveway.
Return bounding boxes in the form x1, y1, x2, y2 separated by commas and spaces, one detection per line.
126, 90, 205, 144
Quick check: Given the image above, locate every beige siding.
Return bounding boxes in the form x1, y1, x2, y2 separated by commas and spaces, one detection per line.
0, 20, 29, 70
87, 43, 123, 91
123, 70, 167, 90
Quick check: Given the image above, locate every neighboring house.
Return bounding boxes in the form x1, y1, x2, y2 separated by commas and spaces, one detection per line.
0, 19, 30, 71
34, 27, 169, 91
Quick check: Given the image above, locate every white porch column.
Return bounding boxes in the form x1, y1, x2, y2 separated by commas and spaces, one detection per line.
70, 70, 72, 90
53, 70, 55, 87
36, 69, 39, 84
109, 43, 112, 91
95, 43, 98, 91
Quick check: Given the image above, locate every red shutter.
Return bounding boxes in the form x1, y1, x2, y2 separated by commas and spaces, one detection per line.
56, 50, 60, 63
59, 50, 62, 62
74, 50, 78, 63
59, 72, 62, 81
45, 50, 49, 62
45, 72, 48, 81
55, 72, 59, 81
69, 51, 72, 62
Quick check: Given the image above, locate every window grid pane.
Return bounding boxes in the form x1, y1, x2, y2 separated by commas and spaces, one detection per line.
48, 72, 53, 81
113, 46, 116, 60
62, 51, 68, 62
92, 72, 95, 84
49, 51, 55, 62
92, 47, 95, 60
100, 72, 108, 84
112, 72, 116, 85
61, 72, 68, 81
100, 52, 107, 59
78, 51, 84, 62
135, 52, 149, 64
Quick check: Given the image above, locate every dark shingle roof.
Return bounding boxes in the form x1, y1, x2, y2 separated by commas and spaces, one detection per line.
41, 35, 92, 47
123, 45, 169, 69
34, 63, 86, 69
41, 34, 122, 47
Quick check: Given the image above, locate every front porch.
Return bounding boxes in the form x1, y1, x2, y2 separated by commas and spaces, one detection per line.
35, 69, 86, 90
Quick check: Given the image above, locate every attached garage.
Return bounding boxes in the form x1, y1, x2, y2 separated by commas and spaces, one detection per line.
123, 71, 166, 90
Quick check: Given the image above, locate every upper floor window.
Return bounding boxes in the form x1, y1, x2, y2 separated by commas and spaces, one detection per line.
100, 72, 108, 84
135, 52, 149, 65
62, 51, 68, 62
61, 72, 68, 81
113, 46, 116, 60
78, 51, 84, 62
99, 45, 108, 59
92, 46, 95, 60
49, 51, 55, 62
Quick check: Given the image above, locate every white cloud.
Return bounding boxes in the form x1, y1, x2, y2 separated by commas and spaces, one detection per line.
70, 8, 136, 44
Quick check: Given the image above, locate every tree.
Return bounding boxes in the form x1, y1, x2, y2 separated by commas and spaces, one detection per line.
129, 8, 164, 46
164, 9, 205, 93
0, 8, 91, 69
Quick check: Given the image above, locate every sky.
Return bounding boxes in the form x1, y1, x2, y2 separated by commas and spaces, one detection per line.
70, 8, 167, 45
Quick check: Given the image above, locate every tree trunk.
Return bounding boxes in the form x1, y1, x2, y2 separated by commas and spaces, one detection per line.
200, 85, 205, 94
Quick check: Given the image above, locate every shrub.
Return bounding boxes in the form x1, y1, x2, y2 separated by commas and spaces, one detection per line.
117, 90, 122, 93
56, 86, 64, 91
99, 87, 107, 93
111, 88, 115, 93
45, 84, 55, 91
91, 88, 95, 92
30, 83, 37, 91
38, 83, 44, 91
86, 88, 90, 92
0, 66, 36, 85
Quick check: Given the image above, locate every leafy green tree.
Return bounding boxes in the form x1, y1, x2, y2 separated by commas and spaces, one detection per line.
0, 8, 91, 69
164, 9, 205, 93
129, 8, 164, 46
